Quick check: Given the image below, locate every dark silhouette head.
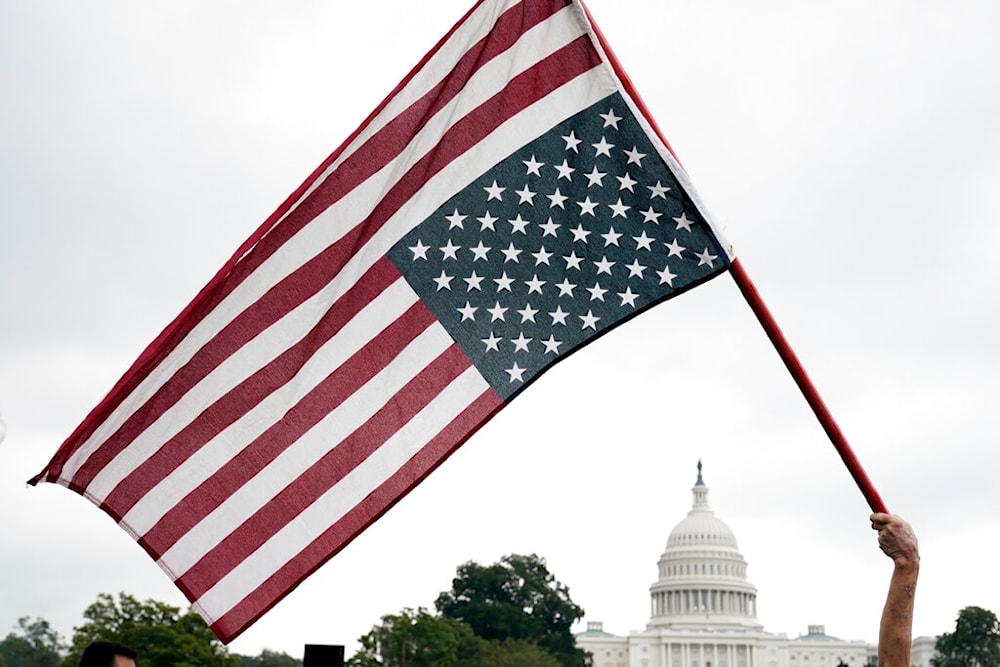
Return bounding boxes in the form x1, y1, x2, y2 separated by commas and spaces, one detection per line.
78, 641, 138, 667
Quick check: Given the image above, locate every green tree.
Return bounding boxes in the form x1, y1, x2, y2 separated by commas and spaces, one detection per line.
346, 609, 562, 667
234, 649, 302, 667
461, 638, 562, 667
0, 617, 65, 667
346, 608, 480, 667
434, 553, 589, 667
60, 592, 238, 667
932, 606, 1000, 667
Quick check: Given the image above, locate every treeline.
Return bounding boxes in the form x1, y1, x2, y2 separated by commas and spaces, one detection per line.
0, 593, 298, 667
1, 553, 590, 667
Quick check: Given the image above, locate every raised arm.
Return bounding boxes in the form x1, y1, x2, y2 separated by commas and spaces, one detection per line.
872, 513, 919, 667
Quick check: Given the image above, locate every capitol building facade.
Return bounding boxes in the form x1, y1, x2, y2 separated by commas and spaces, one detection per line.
576, 463, 936, 667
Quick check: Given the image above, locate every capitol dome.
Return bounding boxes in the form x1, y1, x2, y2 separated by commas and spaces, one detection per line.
648, 461, 761, 630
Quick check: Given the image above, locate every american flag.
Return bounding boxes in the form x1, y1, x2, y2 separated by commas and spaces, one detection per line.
31, 0, 732, 643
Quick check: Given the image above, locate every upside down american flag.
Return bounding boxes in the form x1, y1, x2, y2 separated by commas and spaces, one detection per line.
31, 0, 734, 642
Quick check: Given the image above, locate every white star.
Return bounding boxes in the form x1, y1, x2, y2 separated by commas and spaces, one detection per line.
505, 362, 527, 383
657, 264, 677, 286
482, 331, 502, 352
517, 303, 539, 323
464, 271, 485, 291
555, 278, 577, 297
501, 242, 522, 263
539, 217, 560, 237
648, 181, 671, 199
592, 136, 614, 157
477, 211, 498, 231
547, 189, 567, 209
523, 154, 543, 176
577, 197, 599, 216
570, 224, 592, 243
587, 282, 608, 301
633, 231, 655, 251
515, 184, 536, 205
584, 166, 606, 187
624, 146, 647, 166
562, 130, 582, 152
525, 274, 546, 294
593, 256, 615, 275
511, 332, 532, 352
408, 240, 429, 260
439, 239, 460, 260
563, 251, 584, 270
608, 198, 630, 218
542, 335, 563, 355
509, 214, 531, 234
494, 271, 515, 292
433, 270, 454, 291
618, 286, 640, 308
549, 305, 570, 326
696, 248, 719, 267
641, 206, 663, 224
625, 259, 647, 278
600, 108, 622, 129
457, 301, 478, 321
601, 226, 623, 247
673, 212, 695, 232
554, 159, 575, 180
580, 310, 600, 330
445, 209, 466, 229
616, 173, 637, 192
484, 180, 505, 201
487, 301, 508, 321
664, 238, 685, 258
532, 246, 553, 266
469, 241, 491, 261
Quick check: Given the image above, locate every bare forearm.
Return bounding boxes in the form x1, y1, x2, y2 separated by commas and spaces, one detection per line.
878, 560, 919, 667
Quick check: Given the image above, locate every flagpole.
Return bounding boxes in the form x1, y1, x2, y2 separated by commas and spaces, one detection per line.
728, 258, 888, 514
580, 0, 889, 514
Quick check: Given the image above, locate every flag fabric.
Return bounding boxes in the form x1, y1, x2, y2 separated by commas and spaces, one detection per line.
31, 0, 733, 643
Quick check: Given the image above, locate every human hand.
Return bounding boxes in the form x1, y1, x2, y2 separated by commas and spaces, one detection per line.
871, 513, 919, 569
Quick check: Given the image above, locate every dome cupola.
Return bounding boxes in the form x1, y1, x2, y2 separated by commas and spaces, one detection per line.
648, 461, 761, 630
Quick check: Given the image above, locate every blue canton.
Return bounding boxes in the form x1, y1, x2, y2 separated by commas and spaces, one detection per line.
388, 93, 729, 400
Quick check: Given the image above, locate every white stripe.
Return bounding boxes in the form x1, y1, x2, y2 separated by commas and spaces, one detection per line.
223, 7, 591, 326
288, 0, 556, 209
62, 6, 596, 487
193, 364, 491, 622
157, 317, 459, 578
116, 277, 420, 536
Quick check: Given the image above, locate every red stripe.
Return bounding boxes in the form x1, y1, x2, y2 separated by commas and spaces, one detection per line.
35, 1, 570, 485
176, 342, 476, 599
98, 258, 404, 519
207, 388, 504, 643
220, 0, 572, 291
68, 34, 600, 493
138, 299, 442, 560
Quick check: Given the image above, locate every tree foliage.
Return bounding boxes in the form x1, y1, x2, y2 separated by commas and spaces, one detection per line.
346, 608, 479, 667
0, 617, 65, 667
932, 606, 1000, 667
434, 553, 589, 667
462, 638, 562, 667
346, 608, 563, 667
61, 592, 238, 667
234, 649, 302, 667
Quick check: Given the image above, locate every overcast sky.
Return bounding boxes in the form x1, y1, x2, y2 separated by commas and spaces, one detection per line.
2, 0, 1000, 660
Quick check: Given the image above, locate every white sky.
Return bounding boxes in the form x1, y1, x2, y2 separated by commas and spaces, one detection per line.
2, 0, 1000, 659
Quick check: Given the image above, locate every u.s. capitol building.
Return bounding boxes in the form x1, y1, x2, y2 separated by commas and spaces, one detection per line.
577, 463, 936, 667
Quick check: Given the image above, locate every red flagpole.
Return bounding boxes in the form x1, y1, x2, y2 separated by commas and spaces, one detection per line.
728, 258, 888, 514
580, 0, 888, 514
